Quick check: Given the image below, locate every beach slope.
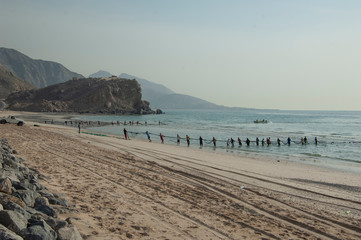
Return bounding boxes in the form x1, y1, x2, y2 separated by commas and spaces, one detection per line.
0, 115, 360, 239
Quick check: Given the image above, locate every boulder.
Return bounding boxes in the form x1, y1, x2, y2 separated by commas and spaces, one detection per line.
35, 205, 57, 218
156, 109, 163, 114
0, 177, 12, 194
34, 197, 49, 208
12, 190, 38, 207
20, 218, 57, 240
57, 225, 83, 240
2, 201, 31, 220
0, 192, 26, 208
0, 210, 28, 234
0, 224, 24, 240
48, 196, 68, 207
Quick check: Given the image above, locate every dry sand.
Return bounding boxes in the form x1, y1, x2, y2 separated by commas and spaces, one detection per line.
1, 111, 361, 239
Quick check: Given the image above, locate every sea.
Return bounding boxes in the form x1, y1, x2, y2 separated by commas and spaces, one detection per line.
73, 109, 361, 174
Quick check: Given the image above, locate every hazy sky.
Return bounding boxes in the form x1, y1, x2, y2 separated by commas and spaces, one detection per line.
1, 0, 361, 110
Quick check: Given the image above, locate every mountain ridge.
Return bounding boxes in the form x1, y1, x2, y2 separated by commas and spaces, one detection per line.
1, 47, 233, 110
0, 64, 36, 99
0, 47, 84, 88
89, 71, 227, 109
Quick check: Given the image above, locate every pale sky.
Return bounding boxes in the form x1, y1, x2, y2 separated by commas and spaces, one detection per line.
1, 0, 361, 110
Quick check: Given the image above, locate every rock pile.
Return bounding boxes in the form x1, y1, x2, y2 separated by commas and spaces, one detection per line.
0, 138, 82, 240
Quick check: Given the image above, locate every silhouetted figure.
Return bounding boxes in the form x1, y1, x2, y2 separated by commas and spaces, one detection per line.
123, 128, 128, 140
160, 133, 164, 143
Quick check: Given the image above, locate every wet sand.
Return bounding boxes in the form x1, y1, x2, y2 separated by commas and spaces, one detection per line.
1, 110, 361, 239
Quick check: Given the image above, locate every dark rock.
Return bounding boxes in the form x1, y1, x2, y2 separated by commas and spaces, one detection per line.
12, 190, 38, 207
54, 220, 68, 231
0, 224, 24, 240
0, 210, 28, 234
34, 205, 57, 218
11, 181, 29, 191
34, 197, 49, 208
20, 223, 57, 240
48, 197, 68, 207
37, 190, 54, 199
155, 109, 163, 114
2, 201, 31, 220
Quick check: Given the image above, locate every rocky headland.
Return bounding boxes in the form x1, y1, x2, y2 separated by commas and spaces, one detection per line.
5, 77, 158, 114
0, 138, 82, 240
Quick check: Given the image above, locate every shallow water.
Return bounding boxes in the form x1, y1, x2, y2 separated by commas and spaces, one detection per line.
74, 109, 361, 173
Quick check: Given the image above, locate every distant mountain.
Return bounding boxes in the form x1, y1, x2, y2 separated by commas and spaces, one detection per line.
118, 73, 175, 100
148, 93, 225, 109
6, 77, 154, 114
0, 47, 84, 88
1, 47, 229, 110
118, 73, 225, 109
89, 70, 113, 78
91, 71, 201, 109
0, 64, 36, 99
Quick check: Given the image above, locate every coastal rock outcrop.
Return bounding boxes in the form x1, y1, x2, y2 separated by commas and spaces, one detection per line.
0, 138, 83, 240
5, 77, 155, 114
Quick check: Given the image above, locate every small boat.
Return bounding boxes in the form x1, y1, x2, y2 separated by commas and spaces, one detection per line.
254, 119, 268, 124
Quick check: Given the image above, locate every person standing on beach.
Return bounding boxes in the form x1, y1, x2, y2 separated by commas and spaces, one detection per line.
246, 138, 250, 146
146, 131, 151, 142
199, 136, 203, 147
262, 138, 265, 146
160, 133, 164, 143
212, 137, 216, 147
277, 138, 281, 146
177, 134, 181, 145
123, 128, 128, 140
287, 137, 291, 145
304, 136, 308, 144
186, 135, 190, 147
78, 123, 81, 134
315, 137, 318, 145
256, 137, 259, 146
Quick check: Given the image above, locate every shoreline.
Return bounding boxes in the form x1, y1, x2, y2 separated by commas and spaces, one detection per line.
1, 110, 361, 239
8, 110, 361, 173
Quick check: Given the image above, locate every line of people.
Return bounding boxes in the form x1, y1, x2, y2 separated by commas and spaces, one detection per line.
123, 128, 319, 147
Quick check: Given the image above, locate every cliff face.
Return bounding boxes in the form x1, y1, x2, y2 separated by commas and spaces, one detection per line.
0, 65, 36, 99
5, 78, 154, 114
0, 48, 84, 88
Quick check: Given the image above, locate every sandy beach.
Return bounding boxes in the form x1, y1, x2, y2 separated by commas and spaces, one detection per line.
1, 110, 361, 240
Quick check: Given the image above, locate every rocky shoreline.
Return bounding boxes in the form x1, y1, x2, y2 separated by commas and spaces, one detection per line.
0, 138, 82, 240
